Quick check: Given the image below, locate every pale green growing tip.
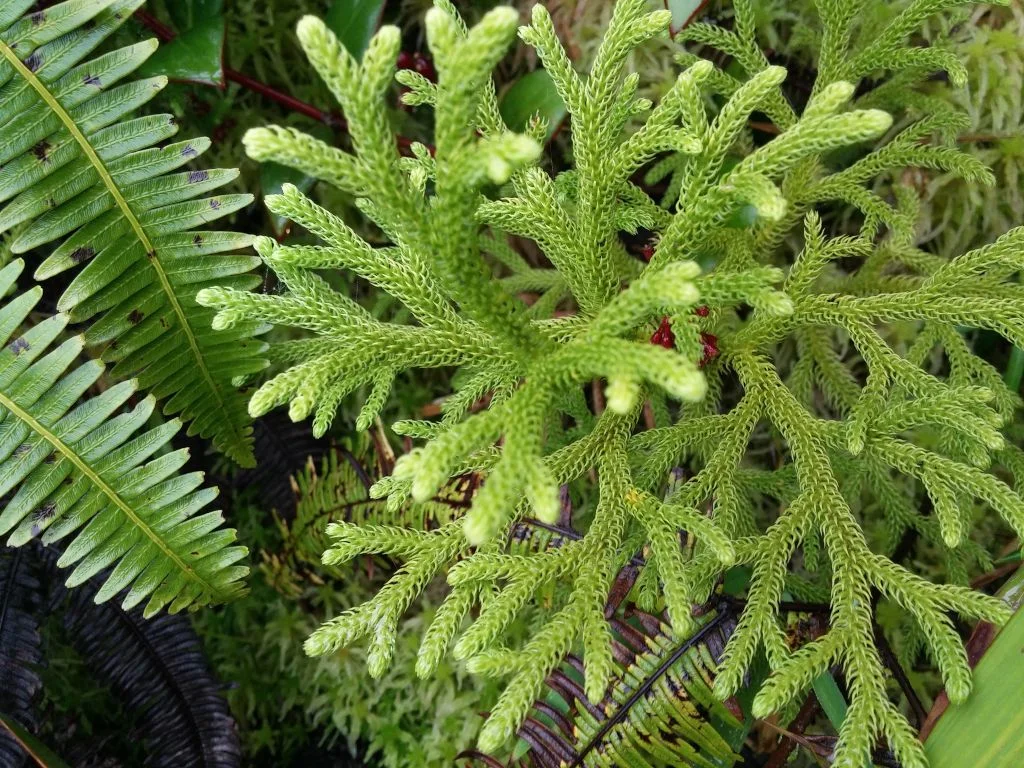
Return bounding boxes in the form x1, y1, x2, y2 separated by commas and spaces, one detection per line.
194, 288, 216, 307
295, 15, 327, 48
248, 387, 276, 418
462, 510, 495, 547
529, 485, 560, 524
606, 376, 640, 414
827, 81, 857, 102
862, 109, 895, 133
424, 6, 455, 41
486, 156, 512, 185
668, 368, 707, 403
482, 6, 520, 28
253, 235, 276, 260
289, 395, 313, 422
688, 59, 715, 78
374, 24, 400, 48
303, 633, 330, 657
648, 10, 673, 30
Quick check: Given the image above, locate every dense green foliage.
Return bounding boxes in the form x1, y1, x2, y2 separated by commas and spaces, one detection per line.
0, 259, 246, 616
195, 0, 1024, 765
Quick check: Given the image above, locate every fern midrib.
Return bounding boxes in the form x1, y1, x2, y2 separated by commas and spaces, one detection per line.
0, 40, 243, 450
0, 388, 220, 598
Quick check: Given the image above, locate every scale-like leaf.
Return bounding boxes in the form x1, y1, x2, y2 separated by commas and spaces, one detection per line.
0, 259, 247, 617
0, 0, 266, 466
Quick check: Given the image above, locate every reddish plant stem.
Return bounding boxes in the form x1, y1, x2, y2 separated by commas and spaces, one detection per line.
224, 66, 344, 128
764, 693, 821, 768
135, 9, 343, 127
134, 8, 175, 41
874, 620, 928, 729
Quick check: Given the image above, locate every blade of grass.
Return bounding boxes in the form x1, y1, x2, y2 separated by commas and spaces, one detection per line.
923, 568, 1024, 767
1003, 346, 1024, 391
0, 714, 72, 768
811, 673, 848, 728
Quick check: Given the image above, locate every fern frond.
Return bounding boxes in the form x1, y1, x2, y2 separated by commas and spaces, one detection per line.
0, 0, 266, 466
265, 444, 471, 596
56, 550, 243, 767
465, 608, 746, 768
0, 259, 247, 616
0, 544, 44, 766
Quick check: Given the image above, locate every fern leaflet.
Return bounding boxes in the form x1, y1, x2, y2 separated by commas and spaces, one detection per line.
0, 0, 266, 466
0, 258, 247, 616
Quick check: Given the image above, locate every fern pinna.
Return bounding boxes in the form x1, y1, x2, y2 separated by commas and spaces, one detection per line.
201, 0, 1024, 765
0, 0, 266, 466
0, 259, 246, 617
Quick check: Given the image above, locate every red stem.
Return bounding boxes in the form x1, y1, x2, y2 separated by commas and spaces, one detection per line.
224, 67, 344, 128
133, 9, 345, 131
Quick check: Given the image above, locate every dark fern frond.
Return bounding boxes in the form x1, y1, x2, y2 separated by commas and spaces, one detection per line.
0, 0, 267, 466
263, 444, 471, 595
231, 411, 331, 520
0, 544, 45, 768
55, 558, 242, 768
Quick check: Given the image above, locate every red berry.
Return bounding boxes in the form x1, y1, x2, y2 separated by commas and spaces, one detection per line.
695, 305, 709, 317
640, 243, 655, 262
396, 51, 415, 70
699, 332, 719, 367
413, 52, 436, 81
651, 317, 674, 349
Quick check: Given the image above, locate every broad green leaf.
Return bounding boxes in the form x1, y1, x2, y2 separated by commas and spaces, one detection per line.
924, 570, 1024, 768
499, 69, 566, 140
167, 0, 223, 31
137, 15, 225, 87
326, 0, 386, 60
812, 672, 849, 728
0, 712, 71, 768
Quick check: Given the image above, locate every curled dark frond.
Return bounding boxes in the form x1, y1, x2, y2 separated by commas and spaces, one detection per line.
231, 412, 332, 519
0, 544, 45, 768
57, 571, 242, 768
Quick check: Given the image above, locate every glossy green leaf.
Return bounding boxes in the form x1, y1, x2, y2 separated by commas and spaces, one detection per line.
325, 0, 386, 60
664, 0, 709, 37
812, 672, 849, 728
137, 15, 225, 87
261, 162, 318, 239
499, 69, 566, 140
167, 0, 223, 31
